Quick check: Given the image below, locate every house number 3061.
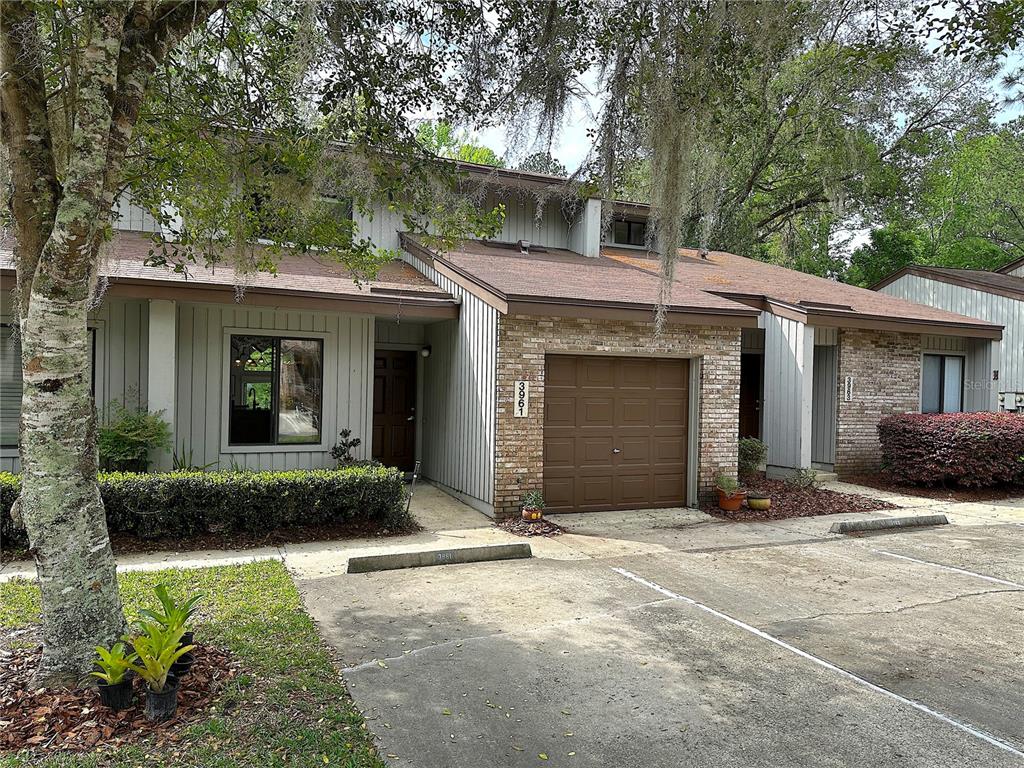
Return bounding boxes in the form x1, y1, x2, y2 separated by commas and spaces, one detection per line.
514, 380, 529, 417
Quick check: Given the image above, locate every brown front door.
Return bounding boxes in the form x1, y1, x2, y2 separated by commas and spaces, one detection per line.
372, 350, 416, 471
739, 352, 763, 439
543, 355, 689, 513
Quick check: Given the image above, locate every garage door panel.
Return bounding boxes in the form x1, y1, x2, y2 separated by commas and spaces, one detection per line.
578, 437, 614, 466
544, 354, 689, 512
652, 473, 686, 503
579, 476, 614, 505
543, 477, 574, 510
618, 437, 651, 464
619, 398, 652, 426
654, 360, 688, 389
578, 357, 614, 388
578, 397, 614, 426
652, 436, 686, 462
616, 473, 652, 504
545, 395, 576, 426
544, 437, 574, 467
618, 359, 655, 388
546, 356, 576, 387
654, 398, 687, 424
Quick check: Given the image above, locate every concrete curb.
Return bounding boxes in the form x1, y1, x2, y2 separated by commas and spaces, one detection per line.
830, 514, 949, 535
347, 542, 532, 574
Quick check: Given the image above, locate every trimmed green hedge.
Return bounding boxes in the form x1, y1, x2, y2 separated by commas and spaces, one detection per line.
0, 466, 411, 548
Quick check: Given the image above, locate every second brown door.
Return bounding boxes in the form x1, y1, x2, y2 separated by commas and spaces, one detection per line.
543, 355, 689, 513
372, 350, 416, 471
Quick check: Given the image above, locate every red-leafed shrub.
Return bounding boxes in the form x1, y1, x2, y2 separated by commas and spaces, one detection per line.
878, 412, 1024, 488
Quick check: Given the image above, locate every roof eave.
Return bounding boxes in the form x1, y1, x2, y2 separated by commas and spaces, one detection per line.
504, 295, 759, 327
0, 268, 460, 319
870, 265, 1024, 302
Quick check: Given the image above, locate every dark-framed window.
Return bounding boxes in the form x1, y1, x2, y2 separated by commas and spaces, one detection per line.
612, 218, 648, 247
922, 354, 964, 414
2, 324, 96, 448
228, 334, 324, 445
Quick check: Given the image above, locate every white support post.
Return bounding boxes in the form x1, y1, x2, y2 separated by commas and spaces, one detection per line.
147, 299, 176, 470
583, 197, 602, 257
797, 323, 815, 468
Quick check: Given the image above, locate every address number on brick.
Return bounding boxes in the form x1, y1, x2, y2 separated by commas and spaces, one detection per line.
514, 380, 529, 417
844, 376, 854, 402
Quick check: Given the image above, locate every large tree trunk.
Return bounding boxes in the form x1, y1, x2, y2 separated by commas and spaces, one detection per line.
1, 0, 219, 686
8, 0, 130, 687
19, 273, 126, 687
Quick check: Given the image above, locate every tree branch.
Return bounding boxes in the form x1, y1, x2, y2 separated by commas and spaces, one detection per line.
0, 0, 60, 316
97, 0, 223, 236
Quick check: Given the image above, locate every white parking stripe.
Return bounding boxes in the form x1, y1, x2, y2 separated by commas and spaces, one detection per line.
872, 550, 1024, 590
611, 566, 1024, 759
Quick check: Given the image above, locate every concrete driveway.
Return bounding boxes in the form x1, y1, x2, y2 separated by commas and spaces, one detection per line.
296, 505, 1024, 767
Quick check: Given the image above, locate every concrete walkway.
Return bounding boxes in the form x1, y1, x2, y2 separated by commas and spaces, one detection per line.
3, 480, 1022, 584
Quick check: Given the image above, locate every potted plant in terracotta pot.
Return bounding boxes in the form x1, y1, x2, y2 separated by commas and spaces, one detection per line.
91, 642, 137, 710
715, 475, 747, 512
521, 490, 544, 522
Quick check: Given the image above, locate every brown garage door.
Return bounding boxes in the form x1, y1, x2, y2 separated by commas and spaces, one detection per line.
543, 355, 689, 513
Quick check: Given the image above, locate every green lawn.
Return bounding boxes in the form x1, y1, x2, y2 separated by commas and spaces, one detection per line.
0, 561, 387, 768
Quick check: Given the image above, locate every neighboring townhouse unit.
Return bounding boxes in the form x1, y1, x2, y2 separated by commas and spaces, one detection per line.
873, 258, 1024, 413
0, 162, 1004, 518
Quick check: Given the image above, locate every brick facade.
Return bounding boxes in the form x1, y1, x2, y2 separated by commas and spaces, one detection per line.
835, 328, 921, 473
493, 314, 741, 519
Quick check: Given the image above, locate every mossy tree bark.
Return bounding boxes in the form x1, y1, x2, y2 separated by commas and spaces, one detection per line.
0, 0, 219, 687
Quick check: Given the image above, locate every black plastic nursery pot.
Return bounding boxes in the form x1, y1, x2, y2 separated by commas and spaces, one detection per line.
179, 631, 194, 648
144, 676, 180, 722
170, 651, 195, 679
97, 679, 134, 711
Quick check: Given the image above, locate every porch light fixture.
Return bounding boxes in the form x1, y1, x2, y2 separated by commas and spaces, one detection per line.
420, 346, 432, 358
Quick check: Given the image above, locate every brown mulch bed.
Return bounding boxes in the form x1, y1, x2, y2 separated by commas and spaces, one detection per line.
496, 517, 565, 537
0, 643, 240, 754
705, 477, 899, 522
843, 474, 1024, 503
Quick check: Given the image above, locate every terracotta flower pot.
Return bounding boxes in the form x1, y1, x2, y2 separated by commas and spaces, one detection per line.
716, 488, 747, 512
521, 506, 543, 522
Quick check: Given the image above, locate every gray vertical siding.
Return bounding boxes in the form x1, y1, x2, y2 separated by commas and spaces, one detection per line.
762, 313, 812, 470
811, 343, 837, 466
113, 196, 161, 233
402, 251, 497, 512
375, 320, 426, 346
0, 294, 149, 473
963, 337, 998, 412
484, 190, 571, 249
881, 274, 1022, 398
353, 190, 572, 256
353, 205, 406, 253
922, 334, 966, 352
174, 302, 373, 470
1006, 263, 1024, 278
